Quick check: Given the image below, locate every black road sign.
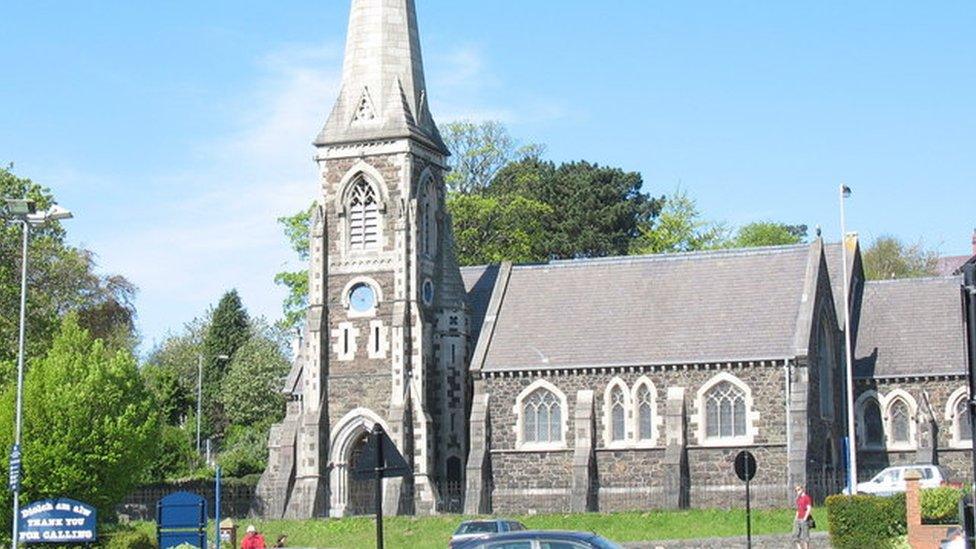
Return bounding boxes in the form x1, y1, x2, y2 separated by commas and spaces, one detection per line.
734, 450, 757, 482
351, 426, 411, 480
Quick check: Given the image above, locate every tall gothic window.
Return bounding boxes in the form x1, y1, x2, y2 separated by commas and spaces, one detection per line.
636, 384, 654, 441
609, 385, 626, 442
522, 388, 562, 444
349, 179, 379, 250
818, 323, 834, 418
863, 399, 883, 446
889, 398, 911, 444
956, 397, 972, 443
705, 381, 747, 439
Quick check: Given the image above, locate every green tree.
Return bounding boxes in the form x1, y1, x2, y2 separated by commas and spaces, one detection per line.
142, 314, 208, 419
219, 320, 290, 428
202, 290, 250, 439
448, 193, 552, 266
442, 120, 544, 194
630, 188, 728, 254
863, 235, 940, 280
491, 158, 663, 259
1, 166, 138, 366
0, 315, 160, 520
731, 221, 807, 248
273, 204, 314, 330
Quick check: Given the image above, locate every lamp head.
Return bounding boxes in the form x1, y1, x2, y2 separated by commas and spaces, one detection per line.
3, 198, 37, 217
841, 185, 852, 199
45, 204, 73, 221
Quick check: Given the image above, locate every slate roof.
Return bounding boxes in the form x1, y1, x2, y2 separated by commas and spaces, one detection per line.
461, 264, 500, 345
937, 255, 975, 277
854, 276, 967, 379
465, 244, 815, 372
824, 242, 851, 322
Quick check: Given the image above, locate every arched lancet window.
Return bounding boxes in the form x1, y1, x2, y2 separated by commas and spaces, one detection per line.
888, 398, 911, 445
818, 323, 834, 418
349, 178, 379, 250
955, 397, 971, 443
609, 385, 626, 442
705, 381, 747, 439
522, 388, 562, 444
636, 384, 654, 441
863, 399, 884, 447
421, 177, 437, 257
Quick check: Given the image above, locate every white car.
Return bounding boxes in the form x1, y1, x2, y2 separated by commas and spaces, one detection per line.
853, 464, 949, 496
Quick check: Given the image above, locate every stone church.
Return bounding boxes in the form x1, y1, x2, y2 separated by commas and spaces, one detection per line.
253, 0, 974, 517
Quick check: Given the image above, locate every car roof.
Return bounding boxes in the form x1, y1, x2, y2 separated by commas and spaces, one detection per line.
456, 530, 600, 546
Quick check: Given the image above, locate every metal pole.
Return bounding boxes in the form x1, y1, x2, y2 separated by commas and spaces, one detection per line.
215, 465, 221, 549
11, 221, 29, 549
196, 354, 203, 454
745, 474, 752, 549
839, 184, 858, 491
374, 424, 384, 549
961, 265, 976, 545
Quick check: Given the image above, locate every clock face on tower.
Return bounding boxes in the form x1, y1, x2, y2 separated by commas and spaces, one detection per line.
349, 283, 376, 313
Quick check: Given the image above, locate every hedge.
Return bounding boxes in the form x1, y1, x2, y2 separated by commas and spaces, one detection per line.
922, 486, 965, 525
826, 493, 906, 549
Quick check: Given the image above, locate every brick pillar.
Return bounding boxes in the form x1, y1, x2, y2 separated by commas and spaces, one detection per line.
906, 469, 922, 528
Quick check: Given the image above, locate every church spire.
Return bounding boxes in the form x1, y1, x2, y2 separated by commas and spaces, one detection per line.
316, 0, 448, 154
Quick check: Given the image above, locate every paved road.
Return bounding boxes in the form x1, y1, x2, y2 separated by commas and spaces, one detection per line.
622, 531, 831, 548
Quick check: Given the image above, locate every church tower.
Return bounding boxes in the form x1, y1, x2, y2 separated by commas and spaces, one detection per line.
254, 0, 470, 518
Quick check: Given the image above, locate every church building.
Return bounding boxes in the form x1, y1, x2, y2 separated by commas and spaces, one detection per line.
253, 0, 972, 518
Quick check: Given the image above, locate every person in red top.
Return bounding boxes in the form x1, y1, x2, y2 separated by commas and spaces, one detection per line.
241, 524, 266, 549
792, 484, 813, 549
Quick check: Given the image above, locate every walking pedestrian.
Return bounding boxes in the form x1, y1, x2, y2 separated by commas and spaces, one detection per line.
241, 524, 266, 549
792, 484, 812, 549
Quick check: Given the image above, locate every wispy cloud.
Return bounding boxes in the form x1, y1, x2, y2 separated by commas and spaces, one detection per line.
93, 43, 343, 351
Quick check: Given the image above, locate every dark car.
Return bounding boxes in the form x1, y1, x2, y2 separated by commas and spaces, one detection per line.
450, 519, 527, 548
452, 530, 623, 549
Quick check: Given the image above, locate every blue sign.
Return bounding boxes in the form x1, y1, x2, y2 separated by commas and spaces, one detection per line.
157, 491, 207, 549
17, 497, 97, 544
9, 444, 22, 492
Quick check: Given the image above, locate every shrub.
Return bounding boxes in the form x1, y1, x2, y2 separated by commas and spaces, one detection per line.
102, 528, 156, 549
826, 493, 906, 549
921, 486, 963, 524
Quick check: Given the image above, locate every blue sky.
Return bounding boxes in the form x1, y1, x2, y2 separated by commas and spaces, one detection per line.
2, 1, 974, 352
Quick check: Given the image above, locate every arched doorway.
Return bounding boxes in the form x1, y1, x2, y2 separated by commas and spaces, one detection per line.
346, 431, 375, 516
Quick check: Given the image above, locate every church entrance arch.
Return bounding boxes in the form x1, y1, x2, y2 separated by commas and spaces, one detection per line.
329, 407, 393, 517
346, 431, 375, 515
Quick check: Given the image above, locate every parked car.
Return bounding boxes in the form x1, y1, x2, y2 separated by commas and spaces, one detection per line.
450, 519, 527, 548
851, 464, 951, 496
452, 530, 623, 549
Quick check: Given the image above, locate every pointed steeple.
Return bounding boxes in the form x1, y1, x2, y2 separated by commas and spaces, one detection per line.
316, 0, 448, 154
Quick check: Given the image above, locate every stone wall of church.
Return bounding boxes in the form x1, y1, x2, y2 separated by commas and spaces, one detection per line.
854, 376, 973, 483
480, 363, 800, 512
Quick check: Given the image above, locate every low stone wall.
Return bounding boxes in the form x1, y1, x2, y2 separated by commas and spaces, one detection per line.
117, 477, 258, 521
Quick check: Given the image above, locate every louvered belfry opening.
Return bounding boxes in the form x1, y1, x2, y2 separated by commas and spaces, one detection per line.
349, 178, 379, 250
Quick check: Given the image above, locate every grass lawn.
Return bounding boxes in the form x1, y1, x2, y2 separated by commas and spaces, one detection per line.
161, 507, 822, 548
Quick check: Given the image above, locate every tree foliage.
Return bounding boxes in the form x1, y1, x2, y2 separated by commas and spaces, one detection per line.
448, 193, 552, 266
731, 221, 807, 248
442, 120, 544, 194
0, 315, 159, 519
0, 165, 137, 366
863, 235, 940, 280
631, 188, 728, 254
201, 290, 250, 439
273, 204, 315, 331
490, 158, 663, 259
219, 320, 290, 428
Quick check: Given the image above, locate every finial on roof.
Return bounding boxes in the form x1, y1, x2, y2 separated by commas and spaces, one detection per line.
815, 225, 821, 237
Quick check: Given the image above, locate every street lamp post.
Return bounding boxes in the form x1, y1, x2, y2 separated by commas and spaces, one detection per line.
838, 185, 858, 493
196, 353, 230, 454
3, 199, 72, 549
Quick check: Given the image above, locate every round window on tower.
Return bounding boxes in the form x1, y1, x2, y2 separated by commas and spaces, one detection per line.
349, 283, 376, 313
422, 279, 434, 306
